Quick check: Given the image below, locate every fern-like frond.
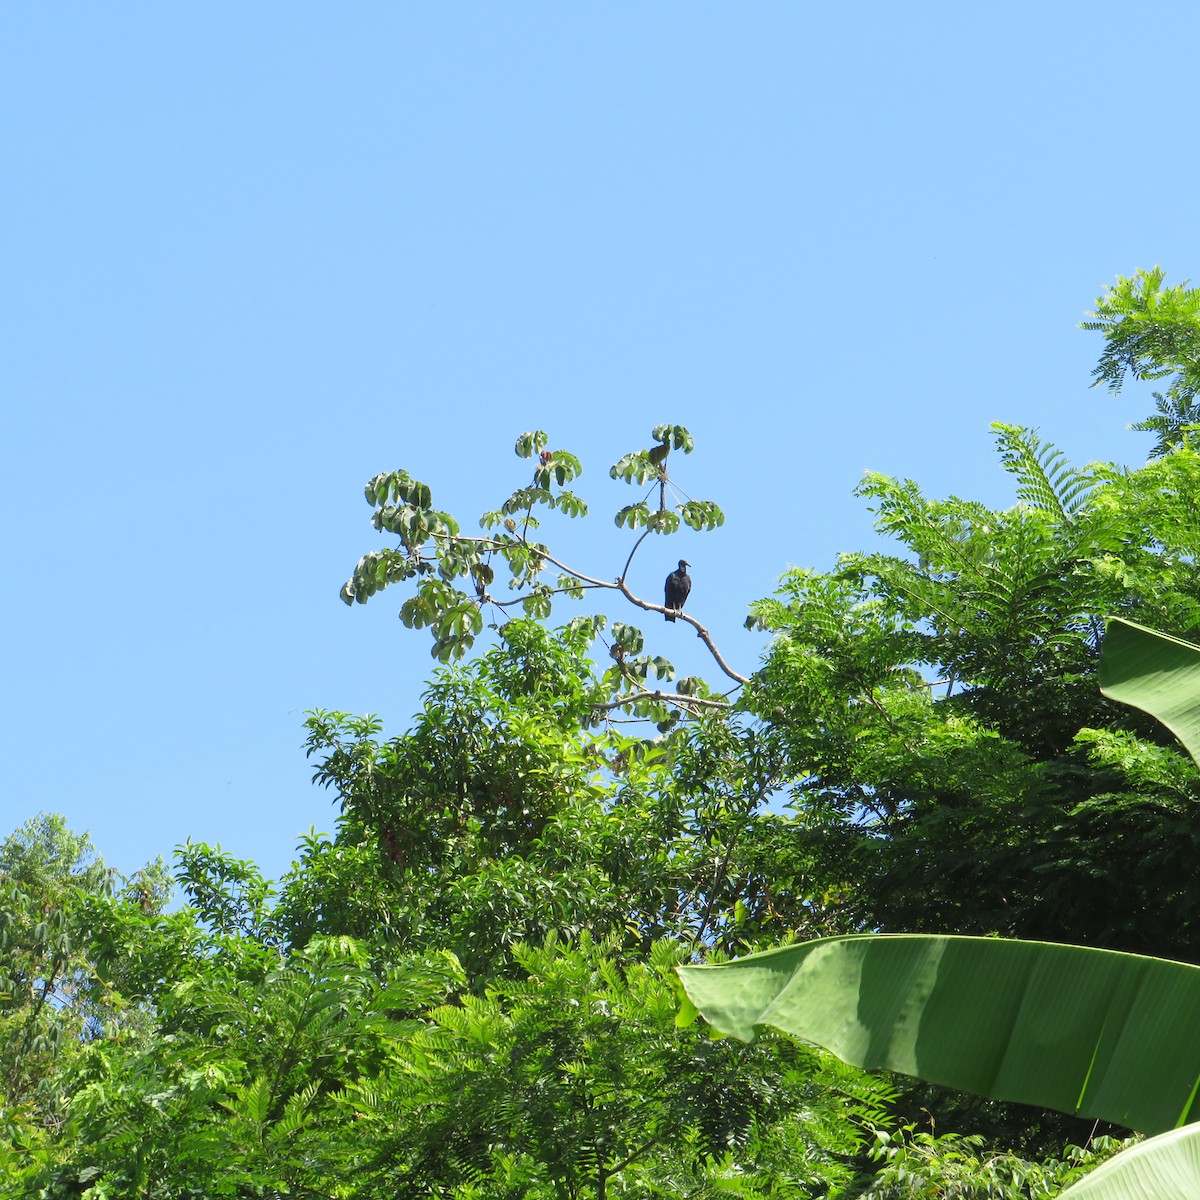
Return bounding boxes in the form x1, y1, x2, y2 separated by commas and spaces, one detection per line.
267, 1080, 320, 1143
991, 423, 1094, 518
1082, 268, 1200, 455
1083, 267, 1200, 388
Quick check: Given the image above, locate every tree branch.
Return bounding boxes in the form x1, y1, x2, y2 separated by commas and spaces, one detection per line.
615, 580, 749, 685
484, 583, 610, 610
618, 527, 654, 588
418, 526, 752, 687
867, 689, 917, 756
589, 690, 733, 717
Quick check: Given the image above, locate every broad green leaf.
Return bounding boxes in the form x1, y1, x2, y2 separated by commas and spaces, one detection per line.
609, 452, 658, 485
614, 502, 650, 529
514, 430, 548, 458
1058, 1122, 1200, 1199
676, 934, 1200, 1135
652, 423, 694, 452
680, 499, 726, 531
610, 623, 644, 656
552, 490, 588, 518
551, 450, 582, 483
1099, 618, 1200, 764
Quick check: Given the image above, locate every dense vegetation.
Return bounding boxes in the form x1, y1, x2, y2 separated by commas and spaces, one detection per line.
6, 269, 1200, 1197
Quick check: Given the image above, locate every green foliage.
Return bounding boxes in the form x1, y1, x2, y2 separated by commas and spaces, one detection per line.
23, 937, 465, 1198
338, 425, 737, 717
176, 839, 277, 943
1082, 267, 1200, 455
991, 422, 1096, 519
333, 933, 891, 1198
861, 1127, 1133, 1200
746, 425, 1200, 959
0, 802, 890, 1198
295, 621, 809, 977
679, 613, 1200, 1199
19, 295, 1200, 1196
0, 815, 174, 1125
678, 933, 1200, 1136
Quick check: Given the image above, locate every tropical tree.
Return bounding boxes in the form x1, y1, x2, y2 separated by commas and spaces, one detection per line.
16, 270, 1200, 1195
337, 424, 742, 726
3, 818, 894, 1198
1083, 267, 1200, 455
274, 535, 893, 1196
0, 815, 180, 1170
744, 423, 1200, 962
676, 618, 1200, 1200
320, 382, 1200, 1187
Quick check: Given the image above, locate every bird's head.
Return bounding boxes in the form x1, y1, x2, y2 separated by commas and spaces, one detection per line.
678, 559, 690, 569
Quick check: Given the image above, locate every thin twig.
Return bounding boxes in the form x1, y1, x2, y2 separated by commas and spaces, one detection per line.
590, 690, 732, 715
867, 690, 916, 755
606, 1132, 666, 1179
484, 583, 609, 610
618, 527, 654, 587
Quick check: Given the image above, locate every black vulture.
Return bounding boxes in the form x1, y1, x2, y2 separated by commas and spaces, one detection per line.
664, 560, 691, 622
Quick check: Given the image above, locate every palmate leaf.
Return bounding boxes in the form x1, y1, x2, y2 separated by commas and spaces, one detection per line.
676, 934, 1200, 1136
1098, 618, 1200, 766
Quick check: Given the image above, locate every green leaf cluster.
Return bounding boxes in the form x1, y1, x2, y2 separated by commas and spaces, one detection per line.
340, 425, 734, 711
1083, 267, 1200, 455
675, 618, 1200, 1199
20, 277, 1200, 1197
747, 424, 1200, 958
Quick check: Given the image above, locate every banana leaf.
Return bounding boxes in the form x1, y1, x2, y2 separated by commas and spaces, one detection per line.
671, 619, 1200, 1195
1099, 618, 1200, 765
1058, 1121, 1200, 1199
676, 934, 1200, 1135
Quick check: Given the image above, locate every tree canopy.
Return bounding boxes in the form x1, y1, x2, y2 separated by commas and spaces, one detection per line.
1083, 268, 1200, 455
7, 269, 1200, 1197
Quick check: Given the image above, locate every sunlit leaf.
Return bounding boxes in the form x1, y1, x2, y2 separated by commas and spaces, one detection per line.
677, 933, 1200, 1135
1099, 618, 1200, 765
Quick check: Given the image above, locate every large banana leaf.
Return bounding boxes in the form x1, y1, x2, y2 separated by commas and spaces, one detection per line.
671, 618, 1200, 1196
1099, 617, 1200, 764
676, 934, 1200, 1136
1056, 1122, 1200, 1199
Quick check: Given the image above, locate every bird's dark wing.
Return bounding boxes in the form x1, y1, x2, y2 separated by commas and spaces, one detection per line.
664, 568, 691, 620
664, 571, 680, 621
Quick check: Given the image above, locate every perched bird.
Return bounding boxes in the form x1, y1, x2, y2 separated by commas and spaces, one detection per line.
664, 559, 691, 622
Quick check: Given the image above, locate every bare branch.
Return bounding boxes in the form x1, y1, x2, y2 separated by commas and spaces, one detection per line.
529, 547, 619, 591
430, 531, 618, 590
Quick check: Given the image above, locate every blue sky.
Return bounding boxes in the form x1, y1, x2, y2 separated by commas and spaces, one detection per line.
4, 5, 1197, 884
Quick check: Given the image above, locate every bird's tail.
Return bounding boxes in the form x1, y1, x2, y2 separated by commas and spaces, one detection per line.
665, 612, 675, 622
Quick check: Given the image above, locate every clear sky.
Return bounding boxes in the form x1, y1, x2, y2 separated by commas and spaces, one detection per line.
4, 4, 1197, 884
